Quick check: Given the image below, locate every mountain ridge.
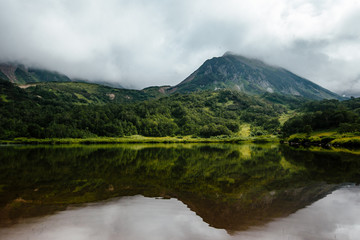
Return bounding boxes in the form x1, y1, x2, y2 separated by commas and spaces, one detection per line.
168, 53, 343, 100
1, 53, 345, 100
0, 63, 72, 84
0, 63, 126, 89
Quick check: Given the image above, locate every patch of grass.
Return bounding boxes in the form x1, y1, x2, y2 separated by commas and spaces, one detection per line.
288, 133, 306, 141
278, 111, 295, 125
311, 131, 338, 137
0, 94, 9, 102
238, 124, 251, 137
331, 137, 360, 148
74, 93, 92, 103
252, 136, 278, 143
287, 131, 360, 148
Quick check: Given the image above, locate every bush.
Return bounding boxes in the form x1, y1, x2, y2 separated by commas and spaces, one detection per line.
338, 123, 360, 133
225, 121, 240, 132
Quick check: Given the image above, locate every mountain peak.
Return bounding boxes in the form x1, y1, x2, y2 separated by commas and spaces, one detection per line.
169, 54, 343, 100
222, 51, 236, 57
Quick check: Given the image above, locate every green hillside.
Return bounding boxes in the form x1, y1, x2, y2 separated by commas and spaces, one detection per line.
0, 79, 297, 139
1, 78, 359, 143
22, 82, 162, 104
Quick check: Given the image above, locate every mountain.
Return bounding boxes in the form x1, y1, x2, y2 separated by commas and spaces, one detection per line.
168, 53, 343, 100
0, 63, 126, 89
0, 63, 72, 84
1, 55, 344, 101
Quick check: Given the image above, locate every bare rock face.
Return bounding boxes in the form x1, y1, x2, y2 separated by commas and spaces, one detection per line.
0, 64, 18, 83
106, 93, 115, 100
0, 63, 72, 84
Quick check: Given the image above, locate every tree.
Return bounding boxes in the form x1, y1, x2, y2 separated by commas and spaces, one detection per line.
304, 125, 312, 137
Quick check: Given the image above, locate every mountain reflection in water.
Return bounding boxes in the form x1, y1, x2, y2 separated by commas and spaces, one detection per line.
0, 196, 229, 240
0, 143, 360, 236
237, 186, 360, 240
1, 186, 360, 240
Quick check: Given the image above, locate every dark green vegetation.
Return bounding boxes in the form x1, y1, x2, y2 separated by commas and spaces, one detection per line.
23, 81, 161, 104
281, 98, 360, 146
0, 79, 303, 139
168, 53, 343, 100
1, 77, 360, 143
1, 144, 359, 230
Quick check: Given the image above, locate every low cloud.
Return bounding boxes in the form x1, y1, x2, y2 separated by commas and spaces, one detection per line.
0, 0, 360, 94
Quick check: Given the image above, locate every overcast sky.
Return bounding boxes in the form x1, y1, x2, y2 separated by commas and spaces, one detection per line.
1, 0, 360, 95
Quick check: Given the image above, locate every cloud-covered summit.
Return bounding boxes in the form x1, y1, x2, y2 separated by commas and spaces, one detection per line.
0, 0, 360, 95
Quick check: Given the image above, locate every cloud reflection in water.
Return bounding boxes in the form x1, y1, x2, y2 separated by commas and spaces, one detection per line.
0, 196, 229, 240
237, 186, 360, 240
1, 186, 360, 240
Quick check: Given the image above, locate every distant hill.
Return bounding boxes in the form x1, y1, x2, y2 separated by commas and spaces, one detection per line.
168, 53, 343, 100
0, 63, 129, 90
17, 81, 165, 104
0, 63, 72, 84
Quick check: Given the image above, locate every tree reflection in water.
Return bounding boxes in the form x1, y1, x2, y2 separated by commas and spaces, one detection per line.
1, 144, 360, 232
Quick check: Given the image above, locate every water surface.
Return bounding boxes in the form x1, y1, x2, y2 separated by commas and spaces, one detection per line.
0, 143, 359, 239
1, 186, 360, 240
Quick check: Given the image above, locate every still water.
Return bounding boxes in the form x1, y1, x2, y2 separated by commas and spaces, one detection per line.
0, 143, 360, 239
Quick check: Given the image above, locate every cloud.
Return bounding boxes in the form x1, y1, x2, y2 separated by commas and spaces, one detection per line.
0, 196, 229, 240
234, 186, 360, 240
0, 0, 360, 94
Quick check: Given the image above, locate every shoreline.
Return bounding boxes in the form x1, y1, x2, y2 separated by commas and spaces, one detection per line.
0, 136, 278, 145
1, 134, 359, 148
287, 134, 360, 148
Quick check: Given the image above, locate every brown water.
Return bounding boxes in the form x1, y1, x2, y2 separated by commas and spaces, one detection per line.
0, 144, 360, 239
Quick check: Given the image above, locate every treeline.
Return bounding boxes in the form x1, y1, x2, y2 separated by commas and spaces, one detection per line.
281, 98, 360, 136
0, 80, 288, 139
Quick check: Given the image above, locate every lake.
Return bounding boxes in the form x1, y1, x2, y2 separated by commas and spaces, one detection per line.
0, 143, 360, 239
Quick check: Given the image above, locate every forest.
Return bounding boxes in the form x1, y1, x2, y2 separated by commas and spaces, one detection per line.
1, 79, 360, 140
281, 97, 360, 136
